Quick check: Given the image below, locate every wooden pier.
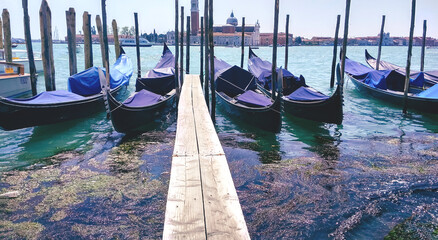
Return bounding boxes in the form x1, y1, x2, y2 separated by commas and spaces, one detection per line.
163, 75, 250, 239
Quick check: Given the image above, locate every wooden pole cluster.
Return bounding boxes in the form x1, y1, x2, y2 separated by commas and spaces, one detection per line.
112, 19, 120, 59
204, 0, 210, 110
376, 15, 386, 70
175, 0, 180, 97
39, 0, 56, 91
22, 0, 37, 95
420, 20, 427, 72
134, 13, 141, 79
2, 9, 12, 63
200, 16, 204, 87
340, 0, 351, 87
180, 7, 184, 86
240, 17, 245, 68
271, 0, 280, 99
186, 16, 190, 74
330, 15, 341, 88
96, 15, 105, 67
0, 17, 3, 49
285, 14, 290, 70
66, 8, 77, 76
83, 12, 93, 69
209, 0, 215, 121
403, 0, 416, 114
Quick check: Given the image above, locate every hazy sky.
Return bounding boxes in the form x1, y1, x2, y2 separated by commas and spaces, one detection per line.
2, 0, 437, 40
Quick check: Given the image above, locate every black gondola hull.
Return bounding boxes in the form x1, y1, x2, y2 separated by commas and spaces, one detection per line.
0, 86, 126, 131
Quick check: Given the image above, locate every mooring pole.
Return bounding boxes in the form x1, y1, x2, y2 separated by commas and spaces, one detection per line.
330, 14, 341, 88
204, 0, 210, 111
200, 16, 204, 87
240, 17, 245, 68
186, 16, 190, 74
96, 15, 106, 67
2, 9, 12, 63
0, 17, 3, 49
403, 0, 416, 114
134, 13, 141, 80
340, 0, 351, 87
285, 14, 290, 70
66, 8, 77, 76
376, 15, 386, 70
39, 0, 56, 91
83, 12, 93, 69
180, 6, 184, 86
271, 0, 280, 99
208, 0, 215, 121
175, 0, 180, 97
112, 19, 120, 59
101, 0, 110, 84
22, 0, 37, 95
420, 20, 427, 72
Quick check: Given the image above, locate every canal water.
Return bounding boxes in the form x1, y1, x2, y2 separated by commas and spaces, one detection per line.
0, 43, 437, 239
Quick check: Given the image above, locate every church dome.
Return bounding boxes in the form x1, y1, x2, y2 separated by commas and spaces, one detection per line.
226, 11, 238, 26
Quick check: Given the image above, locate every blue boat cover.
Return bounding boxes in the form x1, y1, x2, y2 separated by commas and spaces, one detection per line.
417, 81, 438, 99
68, 54, 132, 96
236, 90, 272, 107
214, 59, 257, 98
248, 48, 305, 91
344, 58, 424, 91
9, 90, 86, 104
287, 86, 329, 101
136, 44, 176, 95
123, 89, 163, 107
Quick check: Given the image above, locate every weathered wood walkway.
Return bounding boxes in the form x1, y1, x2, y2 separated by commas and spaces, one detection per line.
163, 75, 250, 239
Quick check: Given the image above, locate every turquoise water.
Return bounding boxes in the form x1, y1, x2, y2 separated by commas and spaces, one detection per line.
0, 43, 437, 239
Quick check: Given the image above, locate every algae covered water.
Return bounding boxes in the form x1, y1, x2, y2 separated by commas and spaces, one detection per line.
0, 44, 437, 239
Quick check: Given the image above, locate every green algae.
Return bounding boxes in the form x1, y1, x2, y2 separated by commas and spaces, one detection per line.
0, 220, 45, 240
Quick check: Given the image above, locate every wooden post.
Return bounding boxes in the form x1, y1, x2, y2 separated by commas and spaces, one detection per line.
180, 7, 184, 85
96, 15, 106, 67
22, 0, 37, 95
66, 8, 77, 76
175, 0, 179, 97
2, 9, 12, 63
83, 12, 93, 68
209, 0, 215, 121
134, 13, 141, 79
330, 15, 341, 88
0, 17, 3, 49
200, 16, 204, 87
186, 16, 190, 74
285, 14, 290, 70
420, 20, 427, 72
403, 0, 416, 114
340, 0, 351, 87
376, 15, 386, 70
240, 17, 245, 68
204, 0, 210, 110
39, 0, 56, 91
271, 0, 280, 99
112, 19, 120, 59
101, 0, 110, 83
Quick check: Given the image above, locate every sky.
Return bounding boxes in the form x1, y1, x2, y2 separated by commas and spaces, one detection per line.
1, 0, 437, 40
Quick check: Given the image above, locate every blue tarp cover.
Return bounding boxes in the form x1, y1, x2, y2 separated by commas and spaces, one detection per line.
236, 90, 272, 107
287, 86, 329, 101
136, 44, 175, 95
123, 89, 163, 107
10, 90, 85, 104
214, 58, 257, 98
345, 58, 424, 90
68, 54, 132, 96
417, 81, 438, 99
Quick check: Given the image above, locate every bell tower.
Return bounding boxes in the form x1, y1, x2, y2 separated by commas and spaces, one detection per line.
191, 0, 199, 36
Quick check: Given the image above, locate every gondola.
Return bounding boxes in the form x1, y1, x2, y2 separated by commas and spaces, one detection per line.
365, 49, 438, 87
214, 57, 282, 132
0, 53, 133, 131
344, 55, 438, 113
248, 48, 343, 124
102, 44, 176, 133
